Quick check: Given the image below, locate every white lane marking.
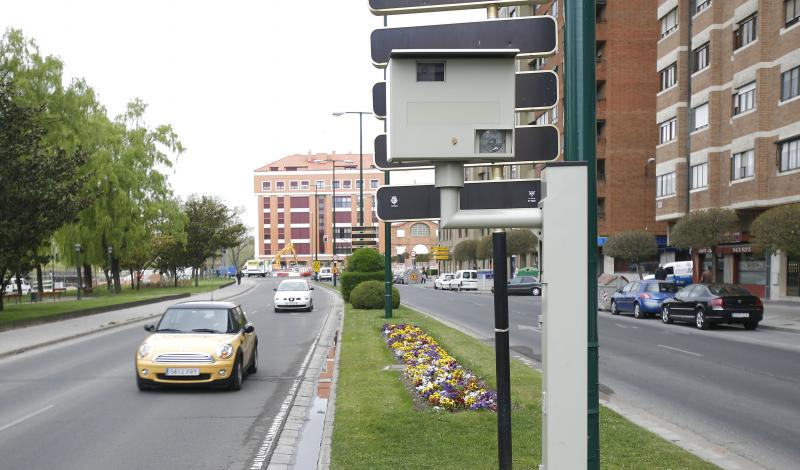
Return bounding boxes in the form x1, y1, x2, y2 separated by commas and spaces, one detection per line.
615, 323, 639, 329
518, 324, 539, 332
0, 405, 55, 433
657, 344, 703, 357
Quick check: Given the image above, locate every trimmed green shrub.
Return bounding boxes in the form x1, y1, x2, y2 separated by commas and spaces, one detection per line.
340, 271, 384, 302
345, 248, 383, 273
350, 280, 401, 310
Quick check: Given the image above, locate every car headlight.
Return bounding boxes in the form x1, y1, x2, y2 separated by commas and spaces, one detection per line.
217, 343, 234, 359
138, 343, 151, 359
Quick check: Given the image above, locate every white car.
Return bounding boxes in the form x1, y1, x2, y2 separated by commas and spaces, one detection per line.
4, 278, 32, 295
273, 279, 314, 312
318, 267, 333, 281
434, 273, 454, 290
452, 270, 479, 291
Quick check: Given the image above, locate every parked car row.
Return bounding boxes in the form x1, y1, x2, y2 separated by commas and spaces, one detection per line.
611, 280, 763, 330
433, 270, 479, 291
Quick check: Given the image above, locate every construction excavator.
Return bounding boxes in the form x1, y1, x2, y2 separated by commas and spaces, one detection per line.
272, 242, 298, 270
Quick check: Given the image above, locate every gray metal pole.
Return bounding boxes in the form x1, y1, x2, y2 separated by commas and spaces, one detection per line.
359, 112, 364, 226
333, 160, 338, 287
492, 231, 511, 469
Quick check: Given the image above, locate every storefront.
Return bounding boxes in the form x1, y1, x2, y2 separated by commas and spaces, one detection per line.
788, 255, 800, 297
718, 245, 768, 298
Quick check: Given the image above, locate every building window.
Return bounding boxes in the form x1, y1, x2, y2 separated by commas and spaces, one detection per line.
786, 0, 800, 27
693, 43, 709, 72
355, 180, 362, 189
535, 112, 549, 126
410, 223, 430, 237
694, 0, 711, 14
597, 198, 606, 219
300, 180, 310, 190
333, 180, 340, 189
370, 179, 379, 189
731, 149, 755, 180
779, 137, 800, 172
290, 196, 309, 208
342, 180, 352, 189
781, 66, 800, 102
660, 8, 678, 38
659, 118, 677, 144
692, 103, 709, 131
596, 159, 606, 181
277, 197, 284, 209
397, 229, 405, 238
289, 181, 299, 190
261, 181, 271, 191
276, 181, 285, 191
691, 163, 708, 189
738, 253, 767, 285
734, 14, 757, 50
733, 82, 756, 115
334, 196, 351, 209
656, 172, 676, 197
660, 63, 677, 91
263, 197, 270, 209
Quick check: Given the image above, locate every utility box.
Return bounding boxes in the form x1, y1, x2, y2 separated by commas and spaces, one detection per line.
387, 49, 517, 162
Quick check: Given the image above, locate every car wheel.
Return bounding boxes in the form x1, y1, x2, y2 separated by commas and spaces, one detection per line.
274, 307, 280, 313
633, 303, 643, 319
661, 305, 673, 324
307, 302, 313, 312
228, 354, 243, 391
136, 375, 152, 391
610, 300, 619, 315
532, 287, 541, 296
743, 320, 759, 330
695, 309, 709, 330
247, 345, 258, 374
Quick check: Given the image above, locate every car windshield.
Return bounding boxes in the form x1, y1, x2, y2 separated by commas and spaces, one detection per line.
707, 284, 752, 296
278, 281, 308, 291
157, 308, 231, 333
645, 282, 679, 293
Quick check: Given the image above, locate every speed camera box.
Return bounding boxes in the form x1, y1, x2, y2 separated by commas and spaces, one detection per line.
387, 49, 517, 162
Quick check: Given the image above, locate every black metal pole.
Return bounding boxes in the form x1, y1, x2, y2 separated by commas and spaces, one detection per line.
359, 112, 364, 226
492, 231, 511, 469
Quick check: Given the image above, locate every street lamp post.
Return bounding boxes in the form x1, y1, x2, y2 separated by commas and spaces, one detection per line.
74, 243, 82, 301
332, 158, 338, 287
332, 111, 369, 226
107, 246, 113, 292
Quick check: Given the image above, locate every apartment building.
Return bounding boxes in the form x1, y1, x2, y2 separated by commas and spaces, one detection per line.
441, 1, 666, 274
655, 0, 800, 298
253, 152, 384, 266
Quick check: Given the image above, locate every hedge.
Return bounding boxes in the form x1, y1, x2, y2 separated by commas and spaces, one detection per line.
340, 271, 385, 302
350, 280, 400, 310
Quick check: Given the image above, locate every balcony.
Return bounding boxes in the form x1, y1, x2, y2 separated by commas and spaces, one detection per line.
596, 98, 606, 121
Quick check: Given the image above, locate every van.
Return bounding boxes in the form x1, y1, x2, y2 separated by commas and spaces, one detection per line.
452, 270, 478, 291
4, 278, 32, 295
318, 267, 333, 281
644, 261, 693, 286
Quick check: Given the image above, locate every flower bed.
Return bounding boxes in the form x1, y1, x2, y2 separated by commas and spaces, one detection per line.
383, 323, 497, 411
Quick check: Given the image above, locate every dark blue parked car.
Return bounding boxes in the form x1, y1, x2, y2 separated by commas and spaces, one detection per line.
611, 280, 679, 319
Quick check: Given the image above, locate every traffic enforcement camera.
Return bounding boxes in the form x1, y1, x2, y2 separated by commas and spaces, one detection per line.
387, 49, 517, 163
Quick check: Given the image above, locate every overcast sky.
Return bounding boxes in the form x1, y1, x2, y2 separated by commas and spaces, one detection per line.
2, 1, 483, 229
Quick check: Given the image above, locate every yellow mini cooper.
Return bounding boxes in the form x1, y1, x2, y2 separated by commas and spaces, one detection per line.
135, 301, 258, 391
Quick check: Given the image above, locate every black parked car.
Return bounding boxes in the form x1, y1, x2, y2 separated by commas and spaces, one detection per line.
660, 283, 763, 330
491, 276, 542, 296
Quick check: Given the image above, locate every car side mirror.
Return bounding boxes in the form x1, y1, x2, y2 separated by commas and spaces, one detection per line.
244, 324, 255, 334
309, 287, 315, 290
616, 289, 622, 294
273, 288, 277, 291
144, 324, 155, 332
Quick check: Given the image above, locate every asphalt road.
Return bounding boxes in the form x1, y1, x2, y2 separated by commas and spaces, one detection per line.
399, 284, 800, 470
0, 278, 334, 470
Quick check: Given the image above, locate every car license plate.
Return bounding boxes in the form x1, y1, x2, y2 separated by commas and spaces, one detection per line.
165, 368, 200, 376
732, 312, 749, 318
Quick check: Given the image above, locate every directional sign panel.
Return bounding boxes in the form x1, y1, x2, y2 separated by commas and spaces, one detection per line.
377, 179, 541, 222
371, 17, 558, 67
369, 0, 542, 15
372, 82, 386, 119
373, 71, 557, 117
374, 125, 559, 171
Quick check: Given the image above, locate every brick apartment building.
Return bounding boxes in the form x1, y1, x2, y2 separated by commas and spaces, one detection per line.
390, 220, 440, 269
655, 0, 800, 298
440, 1, 667, 274
253, 152, 385, 266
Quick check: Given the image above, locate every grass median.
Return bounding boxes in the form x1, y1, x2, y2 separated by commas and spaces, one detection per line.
331, 304, 717, 469
0, 278, 233, 328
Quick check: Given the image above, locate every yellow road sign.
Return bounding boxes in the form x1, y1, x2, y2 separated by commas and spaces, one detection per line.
313, 261, 321, 273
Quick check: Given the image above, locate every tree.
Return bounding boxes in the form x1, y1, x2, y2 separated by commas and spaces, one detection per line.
228, 234, 254, 274
506, 229, 538, 264
454, 239, 478, 269
477, 235, 493, 261
750, 204, 800, 257
0, 78, 90, 310
670, 208, 739, 282
152, 233, 188, 288
183, 196, 247, 286
602, 230, 658, 279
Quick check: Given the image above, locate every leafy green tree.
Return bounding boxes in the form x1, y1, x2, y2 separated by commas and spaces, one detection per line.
454, 239, 478, 269
477, 235, 493, 261
506, 229, 538, 264
670, 208, 739, 282
152, 234, 188, 288
602, 230, 658, 279
228, 234, 254, 275
750, 204, 800, 257
0, 79, 90, 310
183, 196, 247, 286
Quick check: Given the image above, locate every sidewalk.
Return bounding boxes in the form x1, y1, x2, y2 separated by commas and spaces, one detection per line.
0, 279, 257, 359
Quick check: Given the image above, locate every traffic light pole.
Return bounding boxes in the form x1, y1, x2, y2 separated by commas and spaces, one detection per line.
565, 1, 599, 468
